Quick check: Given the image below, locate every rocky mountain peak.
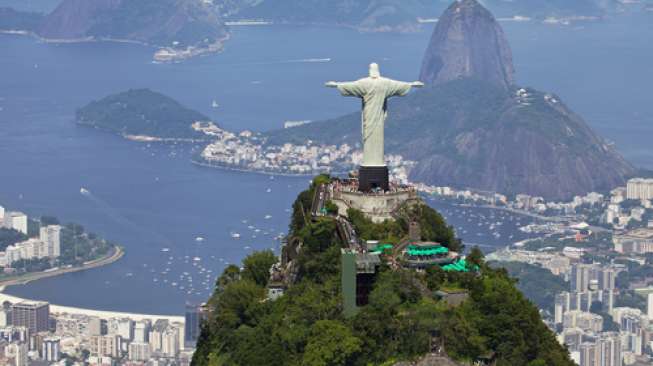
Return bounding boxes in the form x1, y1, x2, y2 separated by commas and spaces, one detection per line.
419, 0, 515, 89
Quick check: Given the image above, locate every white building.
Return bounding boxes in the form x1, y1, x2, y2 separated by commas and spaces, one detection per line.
648, 293, 653, 320
5, 245, 22, 265
563, 311, 603, 333
128, 342, 151, 361
134, 320, 150, 343
570, 263, 595, 292
555, 290, 614, 324
613, 228, 653, 254
579, 332, 622, 366
149, 320, 169, 354
89, 335, 119, 358
0, 205, 5, 223
0, 309, 9, 327
5, 342, 28, 366
1, 237, 53, 267
161, 327, 180, 358
3, 212, 27, 235
107, 318, 133, 343
39, 225, 61, 258
627, 178, 653, 200
42, 336, 61, 362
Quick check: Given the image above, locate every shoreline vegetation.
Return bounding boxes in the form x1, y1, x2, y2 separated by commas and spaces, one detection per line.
0, 245, 123, 288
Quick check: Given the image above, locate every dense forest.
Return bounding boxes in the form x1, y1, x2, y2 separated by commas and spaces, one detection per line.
192, 177, 574, 366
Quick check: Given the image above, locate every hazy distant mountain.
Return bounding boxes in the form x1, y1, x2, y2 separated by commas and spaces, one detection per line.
0, 7, 43, 31
221, 0, 622, 30
265, 0, 635, 199
227, 0, 438, 31
38, 0, 228, 49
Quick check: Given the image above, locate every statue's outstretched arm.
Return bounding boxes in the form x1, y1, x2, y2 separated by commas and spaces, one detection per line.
328, 80, 366, 97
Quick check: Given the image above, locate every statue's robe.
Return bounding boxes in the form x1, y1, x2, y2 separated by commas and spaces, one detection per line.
337, 77, 413, 167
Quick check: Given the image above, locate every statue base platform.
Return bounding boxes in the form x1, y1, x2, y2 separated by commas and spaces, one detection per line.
331, 180, 419, 223
358, 166, 389, 192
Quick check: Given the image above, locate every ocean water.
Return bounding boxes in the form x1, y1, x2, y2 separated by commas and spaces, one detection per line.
0, 15, 651, 314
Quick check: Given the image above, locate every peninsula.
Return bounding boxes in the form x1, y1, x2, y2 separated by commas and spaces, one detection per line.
0, 204, 123, 288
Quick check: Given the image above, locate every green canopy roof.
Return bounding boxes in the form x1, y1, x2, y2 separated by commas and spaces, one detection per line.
442, 259, 479, 272
406, 245, 449, 257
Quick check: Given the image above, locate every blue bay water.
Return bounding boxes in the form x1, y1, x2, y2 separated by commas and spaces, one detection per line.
0, 15, 651, 314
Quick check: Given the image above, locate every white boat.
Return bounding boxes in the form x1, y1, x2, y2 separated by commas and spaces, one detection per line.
193, 257, 201, 261
211, 100, 219, 108
195, 236, 205, 242
161, 248, 170, 252
264, 215, 272, 219
231, 232, 241, 239
266, 188, 272, 193
80, 187, 90, 195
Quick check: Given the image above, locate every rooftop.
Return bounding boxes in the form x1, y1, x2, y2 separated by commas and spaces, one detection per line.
617, 228, 653, 239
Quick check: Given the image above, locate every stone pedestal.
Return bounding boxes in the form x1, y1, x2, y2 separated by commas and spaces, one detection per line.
358, 166, 389, 192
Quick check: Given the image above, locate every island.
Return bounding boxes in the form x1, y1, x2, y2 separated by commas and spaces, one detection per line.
0, 206, 123, 287
76, 89, 214, 141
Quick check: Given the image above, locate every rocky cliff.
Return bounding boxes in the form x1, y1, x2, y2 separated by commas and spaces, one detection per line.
265, 0, 635, 200
419, 0, 514, 89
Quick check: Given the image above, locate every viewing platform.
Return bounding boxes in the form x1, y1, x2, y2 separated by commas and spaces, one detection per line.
330, 178, 419, 223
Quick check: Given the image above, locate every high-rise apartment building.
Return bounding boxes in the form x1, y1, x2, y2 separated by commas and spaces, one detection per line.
39, 225, 61, 258
184, 303, 206, 346
10, 302, 49, 334
3, 212, 27, 235
627, 178, 653, 200
42, 336, 61, 362
579, 333, 622, 366
128, 342, 151, 361
89, 335, 119, 358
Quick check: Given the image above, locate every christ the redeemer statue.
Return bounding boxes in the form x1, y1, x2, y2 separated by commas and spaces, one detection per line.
326, 63, 423, 191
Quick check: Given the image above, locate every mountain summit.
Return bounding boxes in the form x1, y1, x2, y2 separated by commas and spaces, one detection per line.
265, 0, 635, 200
419, 0, 515, 89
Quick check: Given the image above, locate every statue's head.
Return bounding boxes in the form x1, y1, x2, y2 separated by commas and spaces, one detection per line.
369, 63, 380, 78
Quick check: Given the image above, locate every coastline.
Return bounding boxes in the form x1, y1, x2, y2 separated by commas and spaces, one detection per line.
0, 245, 124, 288
0, 288, 184, 323
190, 157, 344, 178
75, 122, 210, 143
0, 30, 227, 62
